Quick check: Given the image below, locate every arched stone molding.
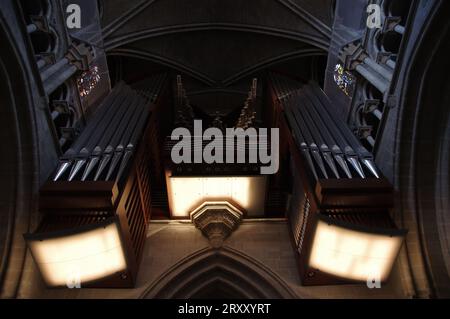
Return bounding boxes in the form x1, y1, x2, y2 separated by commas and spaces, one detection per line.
0, 6, 40, 298
104, 24, 330, 52
102, 0, 332, 43
393, 0, 450, 298
140, 246, 300, 299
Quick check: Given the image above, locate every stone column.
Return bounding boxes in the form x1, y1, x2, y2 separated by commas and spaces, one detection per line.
41, 42, 95, 95
339, 42, 393, 95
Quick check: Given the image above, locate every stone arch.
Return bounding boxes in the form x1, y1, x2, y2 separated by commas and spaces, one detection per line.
0, 8, 39, 297
140, 246, 300, 299
396, 0, 450, 298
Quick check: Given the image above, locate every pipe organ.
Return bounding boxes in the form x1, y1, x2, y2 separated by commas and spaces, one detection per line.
268, 73, 407, 285
236, 78, 258, 129
165, 76, 272, 219
23, 70, 407, 289
24, 75, 168, 288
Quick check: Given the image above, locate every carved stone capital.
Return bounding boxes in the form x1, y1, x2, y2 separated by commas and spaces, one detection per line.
66, 42, 95, 71
339, 40, 368, 71
190, 201, 244, 248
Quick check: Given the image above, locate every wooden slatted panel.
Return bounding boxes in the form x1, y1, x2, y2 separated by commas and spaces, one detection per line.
125, 178, 147, 262
298, 196, 310, 255
37, 211, 112, 233
136, 127, 153, 223
323, 210, 397, 229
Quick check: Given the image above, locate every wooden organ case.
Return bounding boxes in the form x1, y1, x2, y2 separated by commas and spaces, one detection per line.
268, 73, 407, 286
163, 76, 274, 219
24, 75, 169, 288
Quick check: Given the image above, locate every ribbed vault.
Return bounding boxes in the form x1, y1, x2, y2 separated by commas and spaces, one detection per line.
99, 0, 332, 112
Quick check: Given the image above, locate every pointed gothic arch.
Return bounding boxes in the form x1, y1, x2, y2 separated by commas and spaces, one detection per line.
140, 246, 300, 299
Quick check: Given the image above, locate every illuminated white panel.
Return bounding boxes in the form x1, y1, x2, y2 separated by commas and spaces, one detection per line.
308, 219, 404, 282
168, 176, 266, 217
27, 221, 127, 287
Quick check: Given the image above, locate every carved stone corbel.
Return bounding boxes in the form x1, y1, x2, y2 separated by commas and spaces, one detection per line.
190, 201, 244, 248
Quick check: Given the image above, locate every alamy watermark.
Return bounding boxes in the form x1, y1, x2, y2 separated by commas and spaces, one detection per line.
366, 267, 382, 289
66, 267, 81, 289
366, 4, 382, 29
66, 4, 81, 29
170, 120, 279, 175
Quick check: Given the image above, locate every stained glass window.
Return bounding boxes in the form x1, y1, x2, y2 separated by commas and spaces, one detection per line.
77, 65, 101, 98
334, 63, 355, 97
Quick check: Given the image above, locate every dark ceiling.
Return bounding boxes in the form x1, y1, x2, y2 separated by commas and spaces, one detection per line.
99, 0, 334, 113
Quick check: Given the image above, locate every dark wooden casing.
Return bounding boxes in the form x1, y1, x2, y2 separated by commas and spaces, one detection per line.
33, 117, 153, 288
269, 81, 406, 286
29, 78, 171, 288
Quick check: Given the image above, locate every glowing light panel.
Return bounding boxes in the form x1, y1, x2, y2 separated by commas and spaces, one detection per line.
308, 218, 404, 282
26, 220, 127, 287
167, 176, 266, 217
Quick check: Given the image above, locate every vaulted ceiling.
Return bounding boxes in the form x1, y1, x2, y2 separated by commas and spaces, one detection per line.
99, 0, 334, 112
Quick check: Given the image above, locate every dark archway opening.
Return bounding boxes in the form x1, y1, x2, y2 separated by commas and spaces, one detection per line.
190, 280, 248, 299
141, 247, 299, 299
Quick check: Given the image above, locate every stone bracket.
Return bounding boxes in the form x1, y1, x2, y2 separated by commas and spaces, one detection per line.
382, 16, 402, 34
355, 126, 373, 139
339, 40, 368, 71
377, 52, 396, 65
51, 100, 70, 114
363, 99, 381, 114
190, 201, 244, 248
30, 15, 49, 33
66, 42, 95, 71
36, 52, 56, 65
